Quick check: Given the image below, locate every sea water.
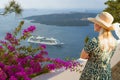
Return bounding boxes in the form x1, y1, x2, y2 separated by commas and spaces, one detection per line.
0, 10, 99, 59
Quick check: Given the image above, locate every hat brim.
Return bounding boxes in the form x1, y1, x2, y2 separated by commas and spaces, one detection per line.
88, 18, 114, 31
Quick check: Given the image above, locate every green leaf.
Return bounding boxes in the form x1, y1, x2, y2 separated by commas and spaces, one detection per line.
104, 0, 120, 22
84, 36, 89, 43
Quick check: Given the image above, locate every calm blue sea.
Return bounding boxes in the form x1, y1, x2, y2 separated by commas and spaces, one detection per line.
0, 9, 99, 59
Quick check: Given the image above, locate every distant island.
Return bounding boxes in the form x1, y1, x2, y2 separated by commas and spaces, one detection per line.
24, 12, 97, 26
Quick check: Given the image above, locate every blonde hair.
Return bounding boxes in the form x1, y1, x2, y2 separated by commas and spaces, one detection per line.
98, 28, 116, 52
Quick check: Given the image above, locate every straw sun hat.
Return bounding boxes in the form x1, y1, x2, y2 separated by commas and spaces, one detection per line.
88, 12, 114, 31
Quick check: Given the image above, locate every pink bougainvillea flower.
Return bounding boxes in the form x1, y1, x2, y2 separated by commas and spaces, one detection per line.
0, 24, 80, 80
23, 26, 36, 36
47, 64, 56, 70
9, 76, 17, 80
5, 33, 13, 40
0, 45, 3, 49
0, 68, 7, 80
40, 44, 46, 49
7, 45, 15, 52
27, 26, 36, 32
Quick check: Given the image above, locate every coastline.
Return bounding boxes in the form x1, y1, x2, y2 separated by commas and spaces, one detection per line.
24, 12, 97, 27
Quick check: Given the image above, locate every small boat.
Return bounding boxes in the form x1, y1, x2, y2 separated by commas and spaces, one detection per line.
27, 36, 64, 46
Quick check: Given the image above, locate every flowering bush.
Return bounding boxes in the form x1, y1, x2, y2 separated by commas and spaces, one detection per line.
0, 21, 81, 80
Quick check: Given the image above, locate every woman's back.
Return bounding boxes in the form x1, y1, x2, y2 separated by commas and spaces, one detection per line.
79, 37, 116, 80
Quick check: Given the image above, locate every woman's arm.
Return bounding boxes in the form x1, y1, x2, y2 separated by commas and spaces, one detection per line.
80, 49, 89, 59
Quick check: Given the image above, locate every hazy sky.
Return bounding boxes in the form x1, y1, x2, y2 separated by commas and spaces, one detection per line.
0, 0, 107, 10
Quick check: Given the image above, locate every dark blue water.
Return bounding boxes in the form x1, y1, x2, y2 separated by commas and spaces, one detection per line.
0, 10, 98, 59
